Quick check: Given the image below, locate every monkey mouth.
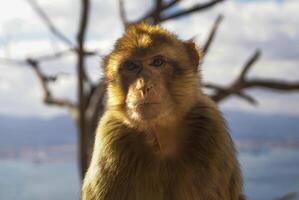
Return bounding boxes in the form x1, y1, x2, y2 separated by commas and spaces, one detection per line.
127, 101, 161, 108
136, 102, 161, 107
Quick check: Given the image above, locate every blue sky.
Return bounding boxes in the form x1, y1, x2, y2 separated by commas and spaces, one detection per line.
0, 0, 298, 118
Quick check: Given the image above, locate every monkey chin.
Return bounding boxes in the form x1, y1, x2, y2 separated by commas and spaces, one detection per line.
127, 102, 171, 123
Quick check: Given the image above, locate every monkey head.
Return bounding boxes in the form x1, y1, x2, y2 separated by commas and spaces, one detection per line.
103, 23, 202, 123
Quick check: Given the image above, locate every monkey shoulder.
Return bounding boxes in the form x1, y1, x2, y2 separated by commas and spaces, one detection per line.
185, 97, 228, 136
181, 98, 243, 198
183, 97, 237, 163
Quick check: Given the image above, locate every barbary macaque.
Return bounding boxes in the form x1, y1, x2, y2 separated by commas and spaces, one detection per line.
82, 23, 245, 200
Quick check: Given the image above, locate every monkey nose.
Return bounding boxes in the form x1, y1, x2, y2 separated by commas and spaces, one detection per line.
141, 85, 153, 97
136, 78, 145, 90
136, 79, 153, 96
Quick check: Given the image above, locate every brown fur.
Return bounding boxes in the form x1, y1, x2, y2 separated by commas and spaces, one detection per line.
82, 23, 245, 200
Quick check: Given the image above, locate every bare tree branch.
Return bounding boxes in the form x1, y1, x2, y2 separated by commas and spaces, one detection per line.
85, 80, 106, 124
137, 0, 181, 24
0, 57, 78, 119
202, 14, 223, 58
118, 0, 129, 28
0, 57, 26, 66
136, 0, 222, 24
37, 48, 99, 62
142, 0, 181, 21
205, 50, 299, 104
0, 48, 99, 64
26, 0, 75, 48
244, 79, 299, 91
153, 0, 163, 24
208, 50, 261, 102
77, 0, 91, 180
239, 50, 261, 80
85, 79, 106, 157
204, 83, 258, 105
26, 59, 77, 108
34, 49, 74, 62
161, 0, 181, 10
159, 0, 225, 23
25, 0, 99, 91
235, 91, 258, 105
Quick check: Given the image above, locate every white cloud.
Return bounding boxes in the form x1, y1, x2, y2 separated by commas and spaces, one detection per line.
0, 64, 68, 118
0, 0, 298, 118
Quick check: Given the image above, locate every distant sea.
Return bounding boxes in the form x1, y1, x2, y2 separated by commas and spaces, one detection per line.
0, 161, 80, 200
0, 149, 299, 200
240, 149, 299, 200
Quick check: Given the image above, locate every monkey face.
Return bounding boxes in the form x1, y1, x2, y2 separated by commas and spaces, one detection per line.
103, 23, 201, 123
120, 54, 174, 121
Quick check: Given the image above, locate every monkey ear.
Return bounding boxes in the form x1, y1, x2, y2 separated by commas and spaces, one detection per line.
183, 40, 202, 69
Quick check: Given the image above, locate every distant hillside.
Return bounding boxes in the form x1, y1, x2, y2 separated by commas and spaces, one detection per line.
223, 110, 299, 140
0, 115, 76, 150
0, 111, 298, 150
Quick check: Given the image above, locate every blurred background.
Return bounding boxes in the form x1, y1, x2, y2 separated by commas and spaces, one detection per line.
0, 0, 298, 199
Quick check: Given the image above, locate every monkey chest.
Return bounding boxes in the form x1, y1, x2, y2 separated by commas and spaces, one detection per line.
101, 162, 205, 200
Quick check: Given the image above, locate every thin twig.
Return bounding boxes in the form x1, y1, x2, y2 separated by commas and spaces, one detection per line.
161, 0, 181, 10
28, 60, 75, 107
26, 0, 75, 48
137, 0, 222, 24
235, 91, 258, 105
118, 0, 128, 28
239, 50, 261, 80
159, 0, 225, 23
244, 79, 299, 91
35, 49, 74, 61
0, 48, 99, 64
0, 57, 26, 66
202, 14, 223, 58
153, 0, 163, 24
85, 79, 106, 156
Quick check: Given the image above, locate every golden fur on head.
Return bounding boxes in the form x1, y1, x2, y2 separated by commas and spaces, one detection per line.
103, 22, 201, 80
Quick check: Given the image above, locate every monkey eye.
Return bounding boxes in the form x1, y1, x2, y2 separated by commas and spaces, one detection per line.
123, 61, 139, 71
151, 56, 164, 67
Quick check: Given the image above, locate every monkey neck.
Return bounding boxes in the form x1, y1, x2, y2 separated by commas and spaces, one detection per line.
141, 114, 185, 159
